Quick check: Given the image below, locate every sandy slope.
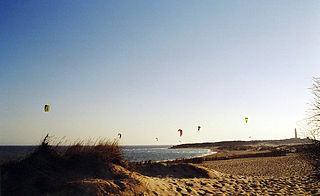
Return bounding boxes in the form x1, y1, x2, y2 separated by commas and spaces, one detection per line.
139, 174, 319, 195
67, 166, 319, 195
134, 157, 319, 196
60, 156, 320, 195
200, 154, 314, 177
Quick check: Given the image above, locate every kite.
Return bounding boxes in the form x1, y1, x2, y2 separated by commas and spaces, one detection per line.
178, 129, 183, 137
44, 105, 50, 112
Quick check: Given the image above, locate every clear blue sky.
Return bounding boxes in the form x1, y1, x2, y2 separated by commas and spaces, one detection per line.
1, 1, 319, 145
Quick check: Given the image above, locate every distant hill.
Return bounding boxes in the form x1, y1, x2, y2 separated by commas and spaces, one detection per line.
170, 138, 311, 149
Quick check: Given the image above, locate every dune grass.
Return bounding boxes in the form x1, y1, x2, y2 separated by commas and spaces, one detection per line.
1, 135, 129, 195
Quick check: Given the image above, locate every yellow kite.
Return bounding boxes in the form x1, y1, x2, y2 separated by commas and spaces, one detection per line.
44, 105, 50, 112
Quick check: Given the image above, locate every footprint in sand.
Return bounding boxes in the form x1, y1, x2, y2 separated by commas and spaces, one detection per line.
200, 189, 214, 194
200, 182, 207, 186
212, 184, 222, 189
196, 190, 206, 196
185, 182, 194, 187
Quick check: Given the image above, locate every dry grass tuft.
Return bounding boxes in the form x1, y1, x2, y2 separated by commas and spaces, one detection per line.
64, 138, 127, 168
1, 136, 130, 195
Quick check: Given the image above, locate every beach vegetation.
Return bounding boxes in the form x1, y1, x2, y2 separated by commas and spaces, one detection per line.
0, 135, 131, 195
301, 77, 320, 179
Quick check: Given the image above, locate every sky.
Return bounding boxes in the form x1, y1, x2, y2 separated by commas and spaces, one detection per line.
1, 1, 320, 145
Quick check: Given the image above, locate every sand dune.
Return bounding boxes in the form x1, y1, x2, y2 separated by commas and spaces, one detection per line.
2, 141, 319, 195
55, 161, 319, 195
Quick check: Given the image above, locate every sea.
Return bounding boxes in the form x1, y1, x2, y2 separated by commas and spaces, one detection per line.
121, 145, 214, 162
0, 145, 215, 163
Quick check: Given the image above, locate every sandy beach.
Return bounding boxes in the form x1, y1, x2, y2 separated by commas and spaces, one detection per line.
134, 151, 318, 195
2, 140, 319, 195
56, 151, 319, 195
200, 153, 313, 177
61, 154, 318, 195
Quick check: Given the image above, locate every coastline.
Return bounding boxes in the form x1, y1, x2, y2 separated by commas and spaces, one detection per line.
0, 145, 214, 164
128, 141, 319, 195
2, 140, 319, 195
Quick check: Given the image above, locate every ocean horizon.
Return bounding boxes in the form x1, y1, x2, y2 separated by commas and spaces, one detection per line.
0, 145, 215, 163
